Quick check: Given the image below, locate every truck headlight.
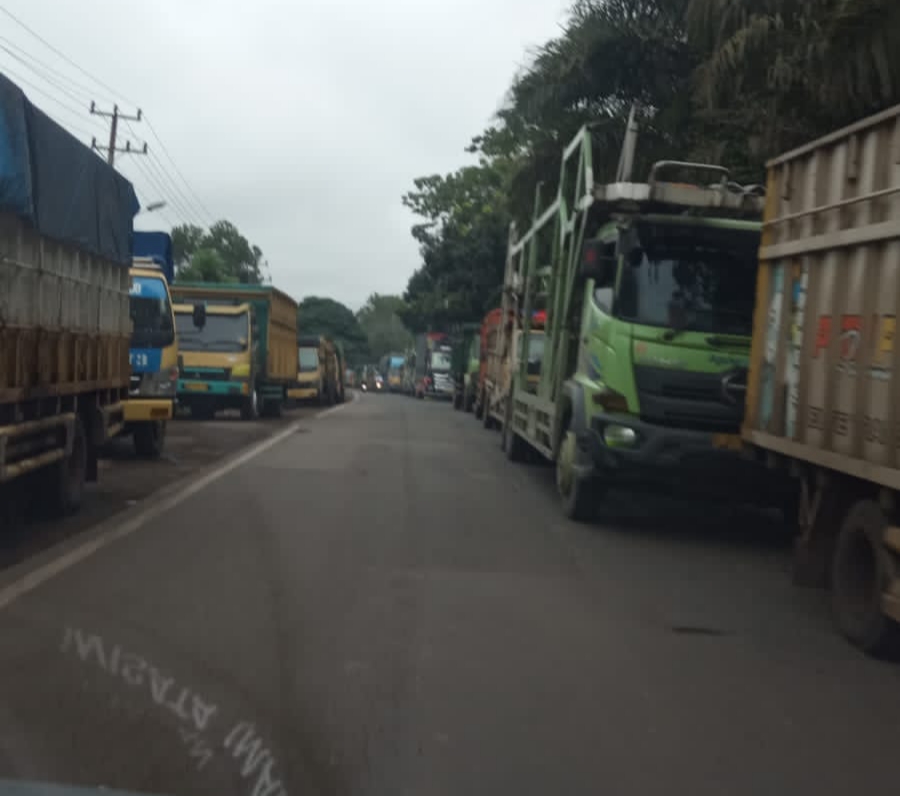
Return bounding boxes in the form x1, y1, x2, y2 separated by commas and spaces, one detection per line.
603, 424, 638, 448
232, 362, 251, 378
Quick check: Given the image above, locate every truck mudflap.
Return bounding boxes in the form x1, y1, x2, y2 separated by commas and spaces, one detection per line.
92, 401, 125, 446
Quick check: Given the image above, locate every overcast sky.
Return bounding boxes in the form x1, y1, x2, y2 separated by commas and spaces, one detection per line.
2, 0, 567, 309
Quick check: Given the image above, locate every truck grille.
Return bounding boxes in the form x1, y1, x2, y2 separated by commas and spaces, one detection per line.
633, 365, 743, 433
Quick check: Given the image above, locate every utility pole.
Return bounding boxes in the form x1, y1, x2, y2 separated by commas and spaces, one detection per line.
90, 102, 147, 166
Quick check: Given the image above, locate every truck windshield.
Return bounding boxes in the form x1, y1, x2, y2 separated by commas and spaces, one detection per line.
175, 312, 248, 352
298, 348, 319, 372
617, 225, 759, 336
431, 352, 452, 372
129, 276, 174, 349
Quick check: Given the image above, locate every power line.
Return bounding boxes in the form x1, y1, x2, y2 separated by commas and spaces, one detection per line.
144, 115, 217, 224
124, 119, 212, 226
0, 3, 133, 106
0, 40, 95, 108
0, 61, 92, 125
125, 150, 199, 225
0, 4, 217, 229
0, 33, 99, 101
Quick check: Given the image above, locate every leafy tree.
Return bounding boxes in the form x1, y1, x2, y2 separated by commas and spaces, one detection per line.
402, 0, 900, 333
297, 296, 369, 365
356, 293, 412, 361
177, 248, 234, 283
171, 220, 268, 284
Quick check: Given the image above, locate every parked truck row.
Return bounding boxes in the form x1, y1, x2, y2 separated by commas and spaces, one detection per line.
449, 104, 900, 657
0, 73, 344, 528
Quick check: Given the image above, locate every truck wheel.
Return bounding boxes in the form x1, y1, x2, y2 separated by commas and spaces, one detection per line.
133, 421, 166, 458
464, 391, 475, 413
49, 417, 87, 516
556, 423, 598, 522
831, 499, 900, 657
453, 392, 463, 411
241, 389, 260, 421
475, 390, 485, 420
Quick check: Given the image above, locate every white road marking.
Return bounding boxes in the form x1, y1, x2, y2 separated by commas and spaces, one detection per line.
0, 420, 304, 613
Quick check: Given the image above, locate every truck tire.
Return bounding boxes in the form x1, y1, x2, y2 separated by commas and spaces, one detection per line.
831, 499, 900, 657
464, 391, 475, 413
556, 420, 599, 522
475, 390, 485, 420
49, 416, 87, 516
453, 392, 463, 410
241, 388, 260, 421
133, 421, 166, 458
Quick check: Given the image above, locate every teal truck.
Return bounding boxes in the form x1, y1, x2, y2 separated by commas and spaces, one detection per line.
502, 115, 786, 519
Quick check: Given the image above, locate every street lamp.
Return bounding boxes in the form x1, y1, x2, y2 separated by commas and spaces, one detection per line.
144, 200, 167, 213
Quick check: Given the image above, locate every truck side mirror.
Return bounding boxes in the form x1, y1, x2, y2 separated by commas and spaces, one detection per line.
192, 302, 206, 329
581, 240, 616, 284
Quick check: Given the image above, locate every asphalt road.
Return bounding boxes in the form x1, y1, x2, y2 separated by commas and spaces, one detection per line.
0, 393, 898, 796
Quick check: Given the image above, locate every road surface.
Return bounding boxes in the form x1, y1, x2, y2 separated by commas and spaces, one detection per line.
0, 407, 317, 570
0, 393, 897, 796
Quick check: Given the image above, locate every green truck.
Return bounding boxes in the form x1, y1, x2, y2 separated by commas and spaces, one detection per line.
171, 283, 298, 419
502, 114, 785, 519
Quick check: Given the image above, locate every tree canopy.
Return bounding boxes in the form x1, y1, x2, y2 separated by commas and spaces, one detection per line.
173, 221, 269, 284
401, 0, 900, 331
297, 296, 369, 365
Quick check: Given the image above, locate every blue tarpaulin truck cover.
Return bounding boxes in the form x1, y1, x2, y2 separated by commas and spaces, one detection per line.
0, 72, 138, 265
132, 231, 175, 283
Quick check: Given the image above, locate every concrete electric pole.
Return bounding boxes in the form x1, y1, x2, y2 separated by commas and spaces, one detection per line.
90, 102, 147, 166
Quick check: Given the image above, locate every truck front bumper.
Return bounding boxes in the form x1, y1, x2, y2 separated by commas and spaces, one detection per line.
581, 414, 783, 498
177, 379, 250, 398
123, 398, 173, 423
287, 386, 318, 401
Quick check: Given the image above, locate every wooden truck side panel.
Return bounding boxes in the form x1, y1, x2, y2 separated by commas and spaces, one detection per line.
0, 212, 130, 405
744, 103, 900, 489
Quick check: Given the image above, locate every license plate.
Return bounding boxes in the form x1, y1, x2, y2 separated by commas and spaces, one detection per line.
185, 383, 208, 392
712, 433, 742, 451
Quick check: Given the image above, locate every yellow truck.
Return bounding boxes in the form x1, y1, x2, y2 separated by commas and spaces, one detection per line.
124, 232, 178, 457
290, 335, 345, 405
744, 103, 900, 656
171, 284, 298, 420
173, 301, 257, 419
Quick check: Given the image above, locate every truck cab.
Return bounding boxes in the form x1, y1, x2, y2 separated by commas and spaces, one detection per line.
173, 302, 257, 420
125, 232, 178, 457
291, 336, 343, 405
504, 118, 783, 518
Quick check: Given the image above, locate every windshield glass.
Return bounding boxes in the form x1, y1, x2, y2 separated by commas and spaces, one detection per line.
617, 224, 759, 336
431, 351, 452, 371
129, 276, 174, 349
298, 348, 319, 372
175, 311, 248, 352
